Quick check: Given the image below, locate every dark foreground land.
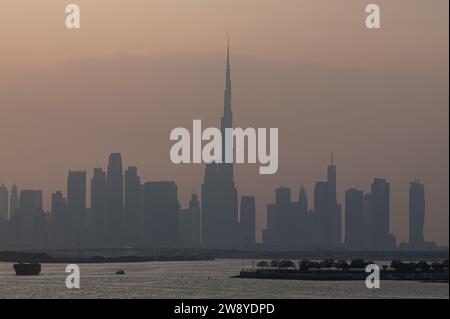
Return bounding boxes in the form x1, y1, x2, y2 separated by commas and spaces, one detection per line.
0, 251, 214, 263
236, 268, 449, 281
0, 248, 448, 264
236, 258, 449, 282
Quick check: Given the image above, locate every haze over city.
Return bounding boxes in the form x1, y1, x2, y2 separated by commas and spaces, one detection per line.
0, 0, 448, 245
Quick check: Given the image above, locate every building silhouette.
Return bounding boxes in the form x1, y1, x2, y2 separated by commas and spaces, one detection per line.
67, 171, 86, 213
240, 195, 256, 249
264, 187, 297, 249
51, 191, 66, 214
67, 170, 86, 247
262, 160, 347, 250
106, 153, 124, 247
314, 157, 342, 248
409, 180, 425, 249
297, 186, 318, 248
143, 181, 180, 248
263, 186, 318, 250
361, 193, 372, 249
0, 184, 19, 249
298, 186, 308, 216
124, 166, 141, 246
50, 190, 67, 248
0, 185, 8, 221
20, 189, 43, 211
179, 192, 201, 248
315, 181, 329, 247
0, 185, 9, 247
8, 190, 46, 249
9, 184, 19, 218
0, 46, 440, 253
91, 168, 106, 246
201, 41, 239, 249
345, 188, 364, 250
0, 163, 437, 251
369, 178, 396, 250
327, 156, 342, 247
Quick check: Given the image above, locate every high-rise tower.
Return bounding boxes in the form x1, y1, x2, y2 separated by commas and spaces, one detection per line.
124, 166, 141, 246
91, 168, 106, 246
67, 170, 86, 247
370, 178, 396, 250
240, 195, 256, 248
201, 40, 239, 249
409, 180, 425, 248
221, 35, 233, 174
316, 156, 342, 248
0, 185, 9, 221
9, 184, 19, 217
106, 153, 124, 247
327, 153, 342, 246
67, 171, 86, 213
345, 188, 364, 250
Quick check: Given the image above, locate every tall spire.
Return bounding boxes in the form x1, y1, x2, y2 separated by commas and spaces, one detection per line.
221, 34, 233, 130
227, 34, 230, 67
225, 34, 232, 110
220, 35, 234, 176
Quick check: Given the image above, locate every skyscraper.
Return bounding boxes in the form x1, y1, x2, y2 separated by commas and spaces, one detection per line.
315, 157, 342, 248
362, 193, 372, 250
221, 37, 233, 171
315, 181, 331, 247
298, 185, 308, 216
20, 189, 43, 211
409, 180, 425, 249
124, 166, 141, 246
91, 168, 106, 246
201, 40, 239, 249
0, 185, 8, 221
143, 181, 180, 247
67, 170, 86, 247
297, 186, 318, 248
67, 171, 86, 212
263, 187, 299, 249
345, 188, 364, 250
51, 191, 66, 214
13, 189, 46, 249
370, 178, 396, 250
240, 195, 256, 249
106, 153, 124, 246
327, 155, 342, 247
9, 184, 19, 217
179, 192, 201, 248
50, 190, 67, 248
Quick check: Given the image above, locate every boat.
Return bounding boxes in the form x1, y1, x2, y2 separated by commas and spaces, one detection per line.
13, 262, 41, 276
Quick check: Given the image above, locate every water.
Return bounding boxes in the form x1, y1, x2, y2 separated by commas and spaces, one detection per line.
0, 260, 448, 299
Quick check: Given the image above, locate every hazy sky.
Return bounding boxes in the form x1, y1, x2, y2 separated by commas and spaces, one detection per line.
0, 0, 448, 244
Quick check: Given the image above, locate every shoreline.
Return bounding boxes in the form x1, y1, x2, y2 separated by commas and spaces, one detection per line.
0, 251, 215, 264
235, 269, 449, 282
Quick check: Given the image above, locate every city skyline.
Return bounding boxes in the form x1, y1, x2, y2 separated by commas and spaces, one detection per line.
0, 151, 439, 250
0, 1, 448, 246
0, 43, 445, 248
0, 0, 448, 304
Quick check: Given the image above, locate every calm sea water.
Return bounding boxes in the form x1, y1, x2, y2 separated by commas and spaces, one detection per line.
0, 260, 448, 299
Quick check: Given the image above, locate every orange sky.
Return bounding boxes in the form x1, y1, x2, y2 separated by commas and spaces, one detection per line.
0, 0, 448, 244
1, 0, 447, 71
